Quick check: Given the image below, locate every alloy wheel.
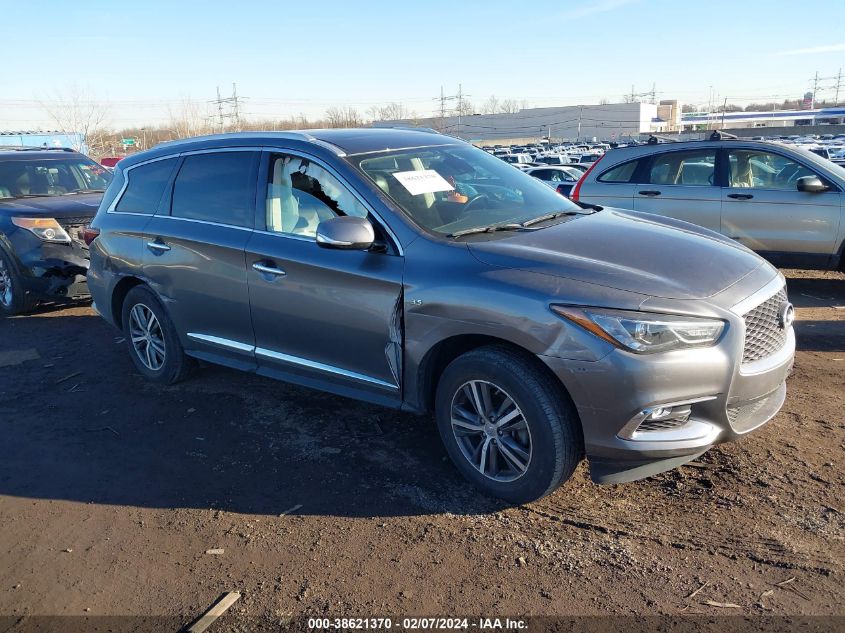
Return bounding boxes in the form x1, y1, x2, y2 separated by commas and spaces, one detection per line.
0, 257, 12, 308
129, 303, 166, 371
450, 380, 532, 482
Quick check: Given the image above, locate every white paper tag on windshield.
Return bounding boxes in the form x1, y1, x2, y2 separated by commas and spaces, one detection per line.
392, 170, 454, 196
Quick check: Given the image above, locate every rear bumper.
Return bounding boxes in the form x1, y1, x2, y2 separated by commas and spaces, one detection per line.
539, 325, 794, 484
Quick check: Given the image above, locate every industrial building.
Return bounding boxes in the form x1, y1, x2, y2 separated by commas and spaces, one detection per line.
374, 101, 677, 144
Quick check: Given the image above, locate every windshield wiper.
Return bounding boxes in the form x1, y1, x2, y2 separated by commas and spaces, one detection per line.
520, 209, 585, 227
449, 222, 536, 238
63, 189, 104, 195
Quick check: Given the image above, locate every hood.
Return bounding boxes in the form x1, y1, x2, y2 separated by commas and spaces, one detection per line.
0, 193, 102, 219
467, 208, 766, 300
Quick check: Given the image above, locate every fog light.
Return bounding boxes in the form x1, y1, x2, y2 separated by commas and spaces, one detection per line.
644, 405, 690, 423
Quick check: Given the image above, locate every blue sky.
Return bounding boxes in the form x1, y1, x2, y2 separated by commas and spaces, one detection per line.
2, 0, 845, 129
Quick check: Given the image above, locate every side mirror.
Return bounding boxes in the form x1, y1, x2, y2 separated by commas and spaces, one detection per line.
796, 175, 829, 193
316, 215, 375, 250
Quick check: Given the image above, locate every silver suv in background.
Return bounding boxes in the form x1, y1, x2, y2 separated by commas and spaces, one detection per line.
571, 138, 845, 271
87, 129, 794, 504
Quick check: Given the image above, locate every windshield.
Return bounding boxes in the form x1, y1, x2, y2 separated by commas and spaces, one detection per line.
0, 157, 112, 198
352, 144, 583, 236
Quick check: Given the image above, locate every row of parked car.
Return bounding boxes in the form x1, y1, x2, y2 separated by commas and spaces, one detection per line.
478, 143, 605, 196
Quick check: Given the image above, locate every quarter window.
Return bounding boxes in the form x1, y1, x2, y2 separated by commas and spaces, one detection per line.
598, 160, 640, 183
170, 152, 258, 227
115, 158, 177, 214
647, 150, 715, 186
727, 149, 817, 189
265, 154, 368, 238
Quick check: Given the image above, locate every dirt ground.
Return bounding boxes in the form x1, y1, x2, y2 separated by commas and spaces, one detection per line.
0, 269, 843, 629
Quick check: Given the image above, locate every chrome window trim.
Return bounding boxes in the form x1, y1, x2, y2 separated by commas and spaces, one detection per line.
255, 346, 398, 390
149, 214, 254, 232
262, 146, 404, 255
730, 273, 786, 316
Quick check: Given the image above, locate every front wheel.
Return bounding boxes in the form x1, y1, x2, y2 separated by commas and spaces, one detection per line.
0, 249, 36, 316
435, 346, 583, 504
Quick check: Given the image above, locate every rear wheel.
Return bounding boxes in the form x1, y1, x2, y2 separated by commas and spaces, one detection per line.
121, 285, 194, 384
0, 249, 36, 316
434, 345, 583, 504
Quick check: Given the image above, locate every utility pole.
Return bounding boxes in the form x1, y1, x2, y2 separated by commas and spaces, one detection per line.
577, 105, 583, 141
816, 69, 844, 106
209, 83, 246, 133
810, 71, 820, 109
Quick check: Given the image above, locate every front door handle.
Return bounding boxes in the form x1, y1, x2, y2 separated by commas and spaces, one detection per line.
146, 240, 170, 253
727, 193, 754, 200
252, 262, 287, 277
638, 190, 661, 196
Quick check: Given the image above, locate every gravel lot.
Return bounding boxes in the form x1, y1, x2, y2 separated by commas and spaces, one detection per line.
0, 269, 843, 629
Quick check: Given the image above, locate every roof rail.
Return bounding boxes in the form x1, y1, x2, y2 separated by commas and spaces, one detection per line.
0, 145, 76, 152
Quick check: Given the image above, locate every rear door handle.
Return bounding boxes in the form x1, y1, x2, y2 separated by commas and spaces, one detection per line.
146, 240, 170, 253
252, 262, 287, 277
727, 193, 754, 200
638, 190, 661, 196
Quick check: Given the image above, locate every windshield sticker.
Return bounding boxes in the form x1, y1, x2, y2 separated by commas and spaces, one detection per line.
392, 170, 454, 196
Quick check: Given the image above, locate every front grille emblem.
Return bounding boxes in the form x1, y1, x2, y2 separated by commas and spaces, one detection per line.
777, 302, 795, 330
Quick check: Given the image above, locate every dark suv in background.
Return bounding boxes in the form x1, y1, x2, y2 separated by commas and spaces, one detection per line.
0, 147, 111, 314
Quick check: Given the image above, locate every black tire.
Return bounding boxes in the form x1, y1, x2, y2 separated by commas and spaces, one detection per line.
434, 345, 583, 504
0, 248, 36, 316
121, 285, 194, 384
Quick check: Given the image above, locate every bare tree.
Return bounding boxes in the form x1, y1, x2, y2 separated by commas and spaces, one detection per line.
456, 99, 475, 117
481, 95, 501, 115
499, 99, 522, 114
325, 106, 362, 128
40, 86, 110, 156
367, 102, 415, 122
168, 97, 214, 139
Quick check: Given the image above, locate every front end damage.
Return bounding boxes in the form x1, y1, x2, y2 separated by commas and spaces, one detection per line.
12, 216, 92, 301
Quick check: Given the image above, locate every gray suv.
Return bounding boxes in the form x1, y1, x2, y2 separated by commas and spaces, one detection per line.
571, 138, 845, 271
87, 129, 795, 503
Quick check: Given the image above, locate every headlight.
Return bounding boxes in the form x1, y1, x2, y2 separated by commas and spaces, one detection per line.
11, 217, 71, 243
551, 306, 725, 353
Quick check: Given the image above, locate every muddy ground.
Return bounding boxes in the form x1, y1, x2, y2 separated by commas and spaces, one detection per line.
0, 269, 843, 629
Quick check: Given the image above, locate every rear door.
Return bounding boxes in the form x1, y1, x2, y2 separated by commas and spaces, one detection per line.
632, 148, 721, 231
245, 150, 404, 406
576, 156, 642, 209
720, 147, 841, 268
143, 149, 260, 368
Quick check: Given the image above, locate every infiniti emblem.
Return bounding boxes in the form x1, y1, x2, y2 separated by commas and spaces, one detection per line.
777, 302, 795, 330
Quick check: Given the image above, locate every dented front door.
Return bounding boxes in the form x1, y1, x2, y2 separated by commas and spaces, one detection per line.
244, 230, 404, 404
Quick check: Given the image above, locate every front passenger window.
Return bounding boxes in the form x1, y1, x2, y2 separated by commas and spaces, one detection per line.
727, 149, 817, 189
265, 154, 368, 238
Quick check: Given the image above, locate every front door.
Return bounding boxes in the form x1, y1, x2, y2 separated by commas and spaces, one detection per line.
720, 147, 841, 268
245, 151, 404, 405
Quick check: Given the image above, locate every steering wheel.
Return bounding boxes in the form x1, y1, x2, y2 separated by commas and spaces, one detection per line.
462, 194, 489, 212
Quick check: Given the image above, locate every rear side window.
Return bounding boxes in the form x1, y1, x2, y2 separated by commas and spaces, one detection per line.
114, 158, 177, 214
170, 152, 258, 227
647, 150, 715, 186
598, 159, 640, 183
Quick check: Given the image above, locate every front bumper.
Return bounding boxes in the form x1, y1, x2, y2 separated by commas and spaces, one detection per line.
540, 322, 794, 484
11, 232, 91, 300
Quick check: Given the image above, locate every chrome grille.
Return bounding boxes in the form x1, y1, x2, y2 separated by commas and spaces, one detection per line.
57, 216, 92, 249
741, 288, 788, 364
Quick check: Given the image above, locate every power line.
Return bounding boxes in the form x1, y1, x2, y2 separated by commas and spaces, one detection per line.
208, 83, 246, 132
